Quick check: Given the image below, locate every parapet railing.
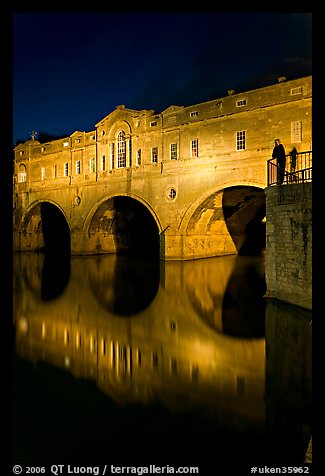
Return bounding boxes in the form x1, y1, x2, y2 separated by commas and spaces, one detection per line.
267, 150, 312, 186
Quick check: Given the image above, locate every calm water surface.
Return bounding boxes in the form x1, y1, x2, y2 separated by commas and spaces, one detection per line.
13, 252, 312, 472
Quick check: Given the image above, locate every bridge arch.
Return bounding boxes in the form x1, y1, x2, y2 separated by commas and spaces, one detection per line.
83, 193, 163, 257
19, 199, 71, 253
178, 180, 266, 257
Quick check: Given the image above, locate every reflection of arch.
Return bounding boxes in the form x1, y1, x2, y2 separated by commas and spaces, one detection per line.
88, 254, 160, 316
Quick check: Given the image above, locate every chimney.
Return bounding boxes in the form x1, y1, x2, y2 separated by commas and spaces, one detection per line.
227, 89, 236, 96
278, 76, 287, 83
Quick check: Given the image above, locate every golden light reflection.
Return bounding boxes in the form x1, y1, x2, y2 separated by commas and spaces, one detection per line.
14, 252, 266, 428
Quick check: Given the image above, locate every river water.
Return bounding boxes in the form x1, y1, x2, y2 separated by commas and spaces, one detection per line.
13, 251, 312, 473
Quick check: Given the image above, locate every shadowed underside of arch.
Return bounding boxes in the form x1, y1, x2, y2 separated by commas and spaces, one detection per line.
88, 196, 160, 258
184, 186, 265, 258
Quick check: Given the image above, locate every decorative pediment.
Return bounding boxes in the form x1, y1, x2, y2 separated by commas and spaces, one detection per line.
95, 106, 155, 128
70, 131, 84, 137
161, 105, 184, 114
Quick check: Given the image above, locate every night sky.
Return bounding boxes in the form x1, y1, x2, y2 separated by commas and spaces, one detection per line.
12, 12, 312, 145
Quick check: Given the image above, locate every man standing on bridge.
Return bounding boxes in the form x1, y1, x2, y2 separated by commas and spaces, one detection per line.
272, 138, 286, 185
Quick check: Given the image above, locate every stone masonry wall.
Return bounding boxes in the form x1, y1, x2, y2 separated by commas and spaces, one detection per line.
265, 183, 312, 310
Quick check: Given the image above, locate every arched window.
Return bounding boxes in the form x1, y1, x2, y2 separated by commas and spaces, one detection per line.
18, 164, 27, 183
117, 131, 126, 168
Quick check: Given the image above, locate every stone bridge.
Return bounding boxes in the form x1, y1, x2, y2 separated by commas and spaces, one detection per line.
13, 75, 312, 259
13, 157, 266, 260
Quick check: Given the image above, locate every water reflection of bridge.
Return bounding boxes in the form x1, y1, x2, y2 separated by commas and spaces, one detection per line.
14, 252, 266, 428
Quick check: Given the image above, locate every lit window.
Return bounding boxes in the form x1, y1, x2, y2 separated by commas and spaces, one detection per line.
111, 143, 115, 169
90, 157, 96, 173
41, 322, 46, 338
117, 131, 126, 168
137, 149, 141, 166
167, 188, 177, 200
75, 138, 80, 144
41, 167, 46, 180
19, 150, 24, 156
291, 121, 302, 143
291, 86, 302, 95
152, 146, 158, 163
64, 163, 69, 176
63, 141, 69, 147
190, 111, 198, 117
236, 131, 246, 150
170, 143, 177, 160
41, 147, 45, 152
52, 165, 57, 178
75, 160, 81, 174
236, 99, 247, 107
18, 164, 27, 183
191, 139, 198, 157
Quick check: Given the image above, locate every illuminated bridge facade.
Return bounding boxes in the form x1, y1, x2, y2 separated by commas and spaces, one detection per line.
13, 75, 312, 260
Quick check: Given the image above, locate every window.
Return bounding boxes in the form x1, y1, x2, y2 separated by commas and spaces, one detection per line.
75, 160, 81, 174
137, 149, 141, 166
291, 121, 302, 143
236, 99, 247, 107
52, 165, 57, 178
291, 86, 302, 95
170, 143, 177, 160
236, 131, 246, 150
191, 139, 198, 158
75, 138, 80, 144
117, 131, 126, 168
111, 143, 115, 169
150, 121, 157, 127
90, 157, 96, 173
167, 188, 177, 200
63, 141, 69, 147
64, 163, 69, 177
19, 151, 24, 156
18, 164, 27, 183
41, 167, 46, 180
152, 147, 158, 163
102, 155, 106, 171
190, 111, 198, 117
